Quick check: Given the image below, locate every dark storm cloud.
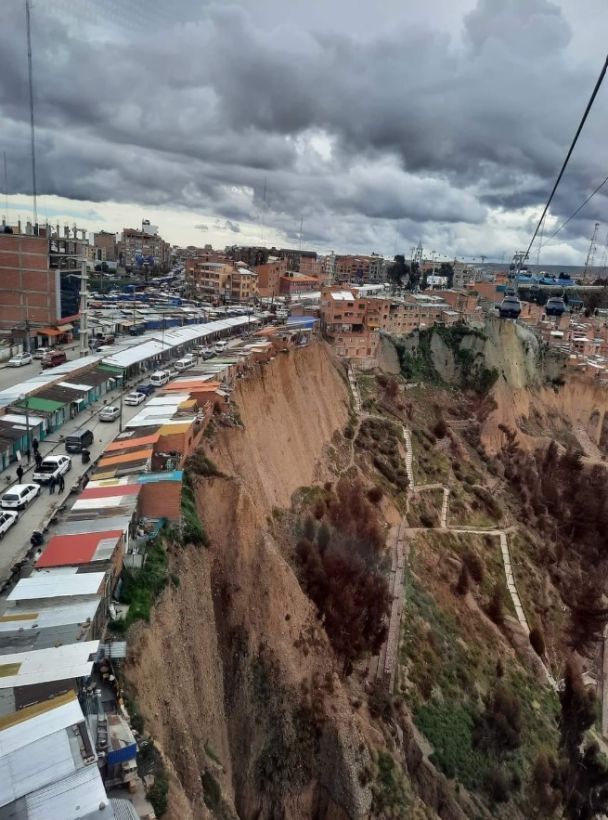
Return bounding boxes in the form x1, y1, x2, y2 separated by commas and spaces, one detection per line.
0, 0, 606, 256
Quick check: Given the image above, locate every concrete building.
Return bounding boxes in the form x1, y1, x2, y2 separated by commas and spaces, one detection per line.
231, 267, 258, 302
118, 224, 169, 271
334, 254, 387, 284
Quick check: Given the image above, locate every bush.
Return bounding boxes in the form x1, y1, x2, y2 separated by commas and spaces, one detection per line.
201, 770, 221, 811
181, 472, 209, 547
147, 772, 169, 817
462, 549, 484, 584
303, 515, 316, 541
317, 522, 331, 551
455, 563, 470, 596
420, 512, 436, 528
486, 766, 511, 803
344, 425, 355, 440
433, 418, 448, 438
487, 583, 504, 625
529, 626, 546, 656
367, 486, 384, 505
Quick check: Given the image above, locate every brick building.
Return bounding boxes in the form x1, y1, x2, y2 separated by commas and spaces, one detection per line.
255, 258, 287, 297
118, 225, 169, 271
279, 271, 319, 295
93, 231, 118, 262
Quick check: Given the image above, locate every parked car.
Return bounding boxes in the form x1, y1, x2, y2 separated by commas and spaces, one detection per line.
65, 429, 94, 454
136, 383, 156, 396
33, 346, 50, 359
33, 455, 71, 484
201, 348, 215, 360
1, 483, 40, 510
99, 405, 120, 422
123, 392, 146, 406
8, 352, 33, 367
214, 340, 227, 354
149, 371, 170, 387
0, 510, 19, 538
41, 350, 67, 369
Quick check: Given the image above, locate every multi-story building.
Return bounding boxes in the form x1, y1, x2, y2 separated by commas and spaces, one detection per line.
334, 254, 388, 284
0, 222, 91, 345
278, 248, 317, 273
93, 230, 118, 262
321, 252, 337, 285
231, 267, 258, 302
255, 258, 287, 297
279, 271, 320, 295
320, 287, 379, 365
227, 245, 269, 268
118, 224, 169, 271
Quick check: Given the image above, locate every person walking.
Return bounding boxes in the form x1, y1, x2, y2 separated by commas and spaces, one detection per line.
16, 464, 24, 483
24, 448, 31, 464
34, 451, 43, 469
49, 475, 57, 495
32, 438, 39, 455
58, 473, 65, 493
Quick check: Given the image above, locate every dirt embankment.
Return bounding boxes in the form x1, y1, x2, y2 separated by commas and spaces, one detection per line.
126, 344, 376, 819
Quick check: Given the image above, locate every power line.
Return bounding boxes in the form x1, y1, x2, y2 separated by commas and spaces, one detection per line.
543, 172, 608, 245
526, 52, 608, 259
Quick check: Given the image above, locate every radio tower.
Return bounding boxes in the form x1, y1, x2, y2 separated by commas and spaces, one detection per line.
26, 0, 38, 227
584, 221, 600, 277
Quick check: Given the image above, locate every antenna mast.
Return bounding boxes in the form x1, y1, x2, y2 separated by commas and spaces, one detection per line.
584, 221, 600, 276
26, 0, 38, 227
2, 152, 8, 225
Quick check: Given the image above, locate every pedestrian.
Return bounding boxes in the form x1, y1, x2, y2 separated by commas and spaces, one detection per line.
58, 474, 65, 493
35, 451, 42, 468
49, 476, 57, 495
25, 448, 31, 464
32, 438, 39, 454
16, 465, 24, 483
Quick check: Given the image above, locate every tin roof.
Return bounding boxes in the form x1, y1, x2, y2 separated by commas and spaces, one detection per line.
0, 640, 99, 688
7, 573, 106, 602
104, 432, 159, 452
35, 531, 123, 569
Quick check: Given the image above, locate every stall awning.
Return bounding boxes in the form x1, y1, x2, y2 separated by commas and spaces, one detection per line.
37, 327, 61, 337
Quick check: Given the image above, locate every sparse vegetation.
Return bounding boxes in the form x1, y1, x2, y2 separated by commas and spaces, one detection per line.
120, 538, 168, 625
181, 471, 209, 547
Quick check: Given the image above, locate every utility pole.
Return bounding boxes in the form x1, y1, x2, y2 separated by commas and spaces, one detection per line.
25, 0, 38, 228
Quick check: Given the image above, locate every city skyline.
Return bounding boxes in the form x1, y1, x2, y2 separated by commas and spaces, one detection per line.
1, 0, 607, 263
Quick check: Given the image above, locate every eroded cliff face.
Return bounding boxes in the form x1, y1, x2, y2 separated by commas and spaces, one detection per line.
125, 344, 375, 819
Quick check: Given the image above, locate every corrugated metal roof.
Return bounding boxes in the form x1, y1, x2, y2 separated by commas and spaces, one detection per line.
0, 599, 101, 633
80, 484, 140, 500
16, 397, 65, 413
98, 448, 153, 467
54, 516, 132, 536
7, 573, 106, 602
104, 432, 159, 452
137, 470, 182, 484
25, 760, 108, 820
35, 532, 122, 569
0, 641, 99, 688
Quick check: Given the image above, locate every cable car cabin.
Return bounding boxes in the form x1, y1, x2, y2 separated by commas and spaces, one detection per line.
498, 291, 522, 319
545, 296, 566, 317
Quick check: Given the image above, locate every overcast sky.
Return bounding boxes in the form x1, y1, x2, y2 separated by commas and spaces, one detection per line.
1, 0, 607, 264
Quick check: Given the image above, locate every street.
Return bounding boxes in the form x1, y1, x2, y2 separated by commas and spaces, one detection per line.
0, 341, 83, 393
0, 381, 143, 583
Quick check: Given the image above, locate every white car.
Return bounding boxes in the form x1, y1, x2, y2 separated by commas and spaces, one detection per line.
123, 392, 146, 406
33, 455, 71, 484
8, 352, 33, 367
100, 405, 120, 422
33, 347, 50, 359
214, 341, 227, 354
0, 510, 18, 538
1, 483, 40, 510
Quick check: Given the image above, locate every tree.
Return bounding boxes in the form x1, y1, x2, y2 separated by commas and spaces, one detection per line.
439, 262, 454, 288
559, 658, 608, 819
303, 515, 316, 542
387, 255, 409, 290
317, 522, 331, 552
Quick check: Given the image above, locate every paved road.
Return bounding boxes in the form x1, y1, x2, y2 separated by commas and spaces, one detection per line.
0, 382, 145, 584
0, 342, 83, 393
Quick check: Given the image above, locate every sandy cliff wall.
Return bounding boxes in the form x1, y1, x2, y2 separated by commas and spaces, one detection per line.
125, 344, 374, 819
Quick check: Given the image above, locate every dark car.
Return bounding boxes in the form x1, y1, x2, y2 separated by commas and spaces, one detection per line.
65, 429, 94, 454
136, 383, 156, 396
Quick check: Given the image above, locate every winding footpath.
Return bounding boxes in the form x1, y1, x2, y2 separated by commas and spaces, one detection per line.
346, 371, 557, 692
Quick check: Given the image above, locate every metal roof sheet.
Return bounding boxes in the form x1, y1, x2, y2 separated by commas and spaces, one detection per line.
7, 573, 106, 602
0, 641, 99, 688
35, 532, 122, 569
54, 516, 132, 536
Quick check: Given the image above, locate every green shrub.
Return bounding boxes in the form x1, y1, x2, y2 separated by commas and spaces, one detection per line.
148, 772, 169, 816
120, 540, 168, 625
181, 471, 209, 547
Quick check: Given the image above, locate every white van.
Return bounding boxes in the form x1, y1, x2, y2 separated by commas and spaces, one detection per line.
150, 370, 170, 387
214, 340, 227, 354
175, 355, 194, 371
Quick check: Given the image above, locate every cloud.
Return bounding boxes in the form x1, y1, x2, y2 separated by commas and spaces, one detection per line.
0, 0, 605, 261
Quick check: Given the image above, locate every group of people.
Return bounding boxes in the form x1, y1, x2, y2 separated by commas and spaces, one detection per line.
15, 437, 64, 493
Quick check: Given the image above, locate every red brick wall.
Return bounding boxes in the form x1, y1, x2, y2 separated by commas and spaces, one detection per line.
139, 482, 182, 521
0, 234, 56, 331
